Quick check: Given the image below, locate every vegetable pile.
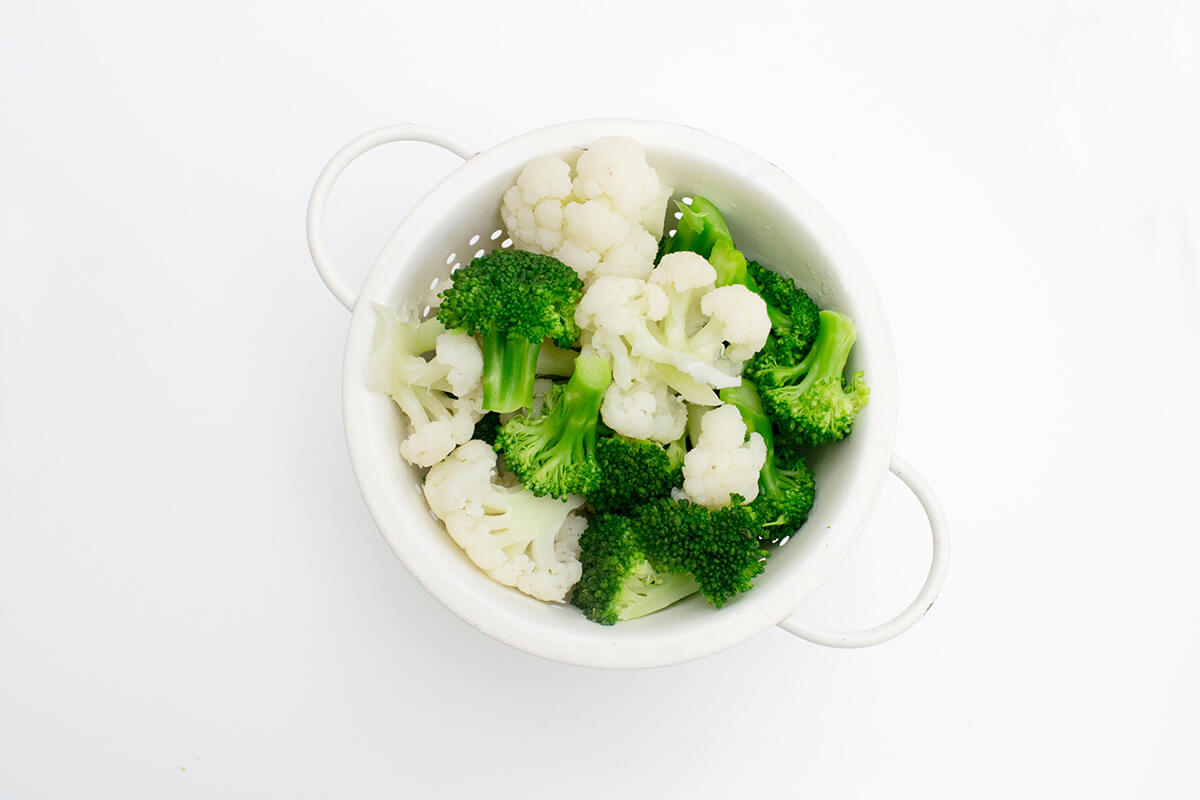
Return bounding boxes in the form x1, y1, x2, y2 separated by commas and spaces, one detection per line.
368, 138, 870, 625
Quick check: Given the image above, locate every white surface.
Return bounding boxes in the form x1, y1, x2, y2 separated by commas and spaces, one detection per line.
1, 0, 1197, 796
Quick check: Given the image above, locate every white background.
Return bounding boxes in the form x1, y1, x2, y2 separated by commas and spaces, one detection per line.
3, 1, 1198, 797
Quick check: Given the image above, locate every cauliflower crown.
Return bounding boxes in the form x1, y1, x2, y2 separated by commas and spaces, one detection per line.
680, 405, 767, 509
501, 137, 672, 283
423, 441, 586, 602
367, 305, 484, 467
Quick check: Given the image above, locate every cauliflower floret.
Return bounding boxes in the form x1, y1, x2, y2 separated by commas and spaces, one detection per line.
573, 137, 663, 223
599, 376, 688, 443
423, 329, 484, 397
575, 252, 771, 414
501, 156, 573, 252
578, 276, 716, 404
697, 284, 771, 361
576, 277, 710, 440
679, 405, 766, 509
367, 304, 484, 467
500, 137, 672, 282
423, 441, 586, 602
647, 252, 770, 385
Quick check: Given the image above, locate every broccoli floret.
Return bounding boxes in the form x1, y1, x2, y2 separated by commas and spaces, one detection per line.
720, 381, 816, 541
742, 260, 821, 377
437, 249, 584, 413
493, 354, 612, 498
573, 496, 765, 623
658, 196, 747, 287
659, 195, 731, 259
572, 513, 700, 625
635, 498, 767, 608
756, 310, 870, 446
588, 433, 686, 514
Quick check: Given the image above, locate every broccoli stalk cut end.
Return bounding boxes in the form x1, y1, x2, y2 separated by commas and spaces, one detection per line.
610, 564, 701, 623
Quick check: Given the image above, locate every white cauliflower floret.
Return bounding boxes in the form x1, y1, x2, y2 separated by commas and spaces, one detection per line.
502, 156, 573, 252
648, 252, 770, 385
698, 284, 772, 360
578, 276, 718, 406
423, 441, 586, 602
500, 137, 671, 282
573, 137, 663, 224
367, 304, 484, 467
679, 405, 766, 509
599, 376, 688, 443
574, 252, 771, 432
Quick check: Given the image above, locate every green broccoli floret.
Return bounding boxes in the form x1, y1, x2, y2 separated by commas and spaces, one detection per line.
493, 354, 612, 498
588, 433, 686, 514
437, 249, 584, 413
742, 260, 821, 378
572, 513, 700, 626
720, 381, 816, 541
756, 310, 870, 446
573, 496, 765, 623
635, 498, 767, 608
658, 196, 747, 287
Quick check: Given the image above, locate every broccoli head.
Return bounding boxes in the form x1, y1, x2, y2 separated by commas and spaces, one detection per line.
588, 433, 686, 514
494, 354, 612, 499
757, 310, 870, 446
742, 260, 821, 379
572, 512, 700, 625
635, 497, 767, 608
437, 249, 584, 413
720, 381, 816, 541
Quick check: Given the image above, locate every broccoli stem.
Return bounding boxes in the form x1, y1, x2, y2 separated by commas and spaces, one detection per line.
708, 238, 748, 287
792, 310, 857, 394
613, 566, 700, 622
536, 343, 578, 377
757, 310, 857, 388
661, 197, 733, 260
481, 330, 541, 413
557, 355, 611, 447
764, 304, 792, 334
525, 355, 612, 487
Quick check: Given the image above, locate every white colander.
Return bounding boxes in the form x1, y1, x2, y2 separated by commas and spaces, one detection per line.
306, 120, 949, 668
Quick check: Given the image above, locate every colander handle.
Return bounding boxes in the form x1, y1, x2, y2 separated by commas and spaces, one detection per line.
777, 455, 949, 648
306, 124, 477, 311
